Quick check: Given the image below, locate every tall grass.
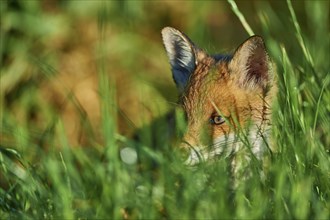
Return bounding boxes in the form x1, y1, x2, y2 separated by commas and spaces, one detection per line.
1, 0, 329, 219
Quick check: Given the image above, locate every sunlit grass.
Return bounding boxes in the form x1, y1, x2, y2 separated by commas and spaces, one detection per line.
1, 1, 329, 219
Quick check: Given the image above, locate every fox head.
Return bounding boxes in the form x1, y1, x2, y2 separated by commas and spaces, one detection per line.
161, 27, 276, 165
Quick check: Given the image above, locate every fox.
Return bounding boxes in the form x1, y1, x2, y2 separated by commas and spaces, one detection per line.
161, 27, 276, 168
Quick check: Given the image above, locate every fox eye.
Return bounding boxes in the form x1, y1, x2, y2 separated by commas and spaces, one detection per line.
210, 115, 225, 125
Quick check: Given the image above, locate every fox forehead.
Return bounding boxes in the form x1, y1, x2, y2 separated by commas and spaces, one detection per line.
181, 57, 233, 118
181, 54, 267, 130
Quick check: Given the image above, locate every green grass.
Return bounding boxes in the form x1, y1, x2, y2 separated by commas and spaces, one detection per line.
1, 0, 329, 219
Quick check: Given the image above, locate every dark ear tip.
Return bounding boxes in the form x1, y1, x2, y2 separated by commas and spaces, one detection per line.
249, 35, 266, 46
250, 35, 264, 40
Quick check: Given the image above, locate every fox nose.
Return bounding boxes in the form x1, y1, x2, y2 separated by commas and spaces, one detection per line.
179, 141, 204, 166
178, 141, 191, 162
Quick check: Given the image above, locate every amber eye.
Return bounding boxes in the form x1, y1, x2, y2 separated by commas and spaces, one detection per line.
210, 115, 225, 125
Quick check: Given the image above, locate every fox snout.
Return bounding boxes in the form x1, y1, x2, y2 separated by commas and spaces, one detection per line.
161, 27, 276, 165
179, 131, 209, 166
179, 126, 236, 166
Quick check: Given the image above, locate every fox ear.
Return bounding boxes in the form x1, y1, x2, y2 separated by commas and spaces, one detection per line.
161, 27, 197, 93
229, 36, 272, 89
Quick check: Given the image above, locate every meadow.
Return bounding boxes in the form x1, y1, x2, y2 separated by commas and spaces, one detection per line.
0, 0, 329, 219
